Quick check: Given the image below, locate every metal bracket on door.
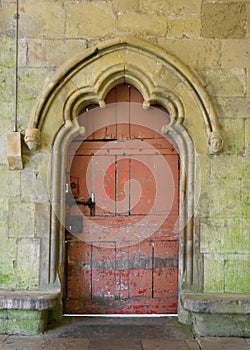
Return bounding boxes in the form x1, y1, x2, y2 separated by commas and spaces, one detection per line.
76, 192, 95, 216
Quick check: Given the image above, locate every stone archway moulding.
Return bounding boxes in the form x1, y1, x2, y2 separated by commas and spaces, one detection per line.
25, 37, 223, 155
24, 37, 223, 299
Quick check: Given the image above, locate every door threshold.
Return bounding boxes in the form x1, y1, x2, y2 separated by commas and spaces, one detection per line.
63, 314, 178, 317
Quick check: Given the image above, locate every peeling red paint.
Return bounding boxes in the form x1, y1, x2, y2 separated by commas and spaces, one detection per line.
65, 84, 179, 314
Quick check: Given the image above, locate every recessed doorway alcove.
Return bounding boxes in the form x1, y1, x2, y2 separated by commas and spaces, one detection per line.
22, 37, 224, 328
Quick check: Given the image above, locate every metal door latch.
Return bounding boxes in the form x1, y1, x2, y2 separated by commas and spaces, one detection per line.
76, 192, 95, 216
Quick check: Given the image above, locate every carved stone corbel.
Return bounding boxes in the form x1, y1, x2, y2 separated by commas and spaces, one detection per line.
208, 131, 223, 155
24, 128, 41, 151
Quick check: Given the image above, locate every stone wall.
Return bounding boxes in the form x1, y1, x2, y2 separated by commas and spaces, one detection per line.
0, 0, 249, 335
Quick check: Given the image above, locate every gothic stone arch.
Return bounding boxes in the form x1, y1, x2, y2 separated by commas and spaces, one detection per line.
25, 37, 223, 316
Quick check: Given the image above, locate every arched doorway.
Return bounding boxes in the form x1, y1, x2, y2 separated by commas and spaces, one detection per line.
24, 38, 223, 323
64, 84, 179, 314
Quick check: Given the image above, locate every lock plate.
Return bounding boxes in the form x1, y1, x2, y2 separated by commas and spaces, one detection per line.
65, 215, 82, 234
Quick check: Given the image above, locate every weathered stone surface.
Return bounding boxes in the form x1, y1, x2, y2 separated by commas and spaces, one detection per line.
20, 153, 50, 203
17, 68, 56, 128
0, 166, 21, 198
198, 68, 247, 97
214, 97, 250, 120
8, 202, 35, 238
225, 255, 250, 293
16, 238, 40, 289
18, 1, 65, 38
4, 310, 48, 335
221, 39, 250, 68
7, 132, 23, 170
202, 3, 247, 39
191, 313, 250, 337
168, 18, 201, 39
198, 337, 249, 350
142, 0, 202, 16
142, 339, 199, 350
204, 254, 224, 292
65, 2, 115, 38
200, 218, 249, 254
247, 67, 250, 96
219, 118, 245, 155
247, 4, 250, 39
34, 204, 50, 238
0, 36, 15, 68
0, 290, 60, 311
0, 68, 15, 103
158, 38, 220, 68
246, 119, 250, 155
26, 39, 87, 67
35, 204, 51, 286
0, 236, 17, 289
117, 13, 167, 36
182, 293, 250, 314
113, 0, 139, 12
0, 2, 16, 36
202, 174, 241, 218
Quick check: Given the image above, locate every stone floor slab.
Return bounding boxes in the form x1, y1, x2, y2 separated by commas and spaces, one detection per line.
1, 335, 43, 349
42, 338, 89, 350
142, 339, 194, 350
197, 337, 249, 350
90, 339, 142, 350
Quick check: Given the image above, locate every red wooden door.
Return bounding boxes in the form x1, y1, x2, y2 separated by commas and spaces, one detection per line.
64, 84, 179, 314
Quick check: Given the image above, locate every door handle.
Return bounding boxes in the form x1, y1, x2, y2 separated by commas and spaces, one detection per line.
76, 192, 95, 216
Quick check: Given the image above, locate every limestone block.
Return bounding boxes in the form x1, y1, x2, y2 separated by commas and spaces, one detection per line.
208, 175, 241, 218
158, 38, 220, 69
20, 153, 50, 203
18, 38, 28, 66
65, 2, 115, 38
191, 313, 250, 337
0, 165, 21, 197
113, 0, 139, 12
8, 201, 35, 238
240, 160, 250, 217
201, 218, 249, 254
202, 3, 247, 39
7, 132, 23, 171
0, 36, 15, 68
195, 155, 211, 217
27, 39, 87, 67
247, 4, 250, 39
246, 119, 250, 155
221, 39, 250, 68
198, 68, 247, 97
142, 0, 202, 16
34, 204, 51, 285
173, 82, 207, 153
220, 118, 245, 155
5, 310, 48, 335
34, 204, 50, 238
247, 68, 250, 96
117, 13, 167, 36
168, 18, 201, 39
0, 236, 17, 289
204, 254, 224, 292
206, 155, 246, 218
0, 2, 16, 36
214, 97, 250, 120
18, 2, 65, 38
0, 68, 15, 103
200, 218, 225, 253
17, 68, 55, 128
0, 199, 9, 236
225, 255, 250, 293
16, 238, 40, 289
